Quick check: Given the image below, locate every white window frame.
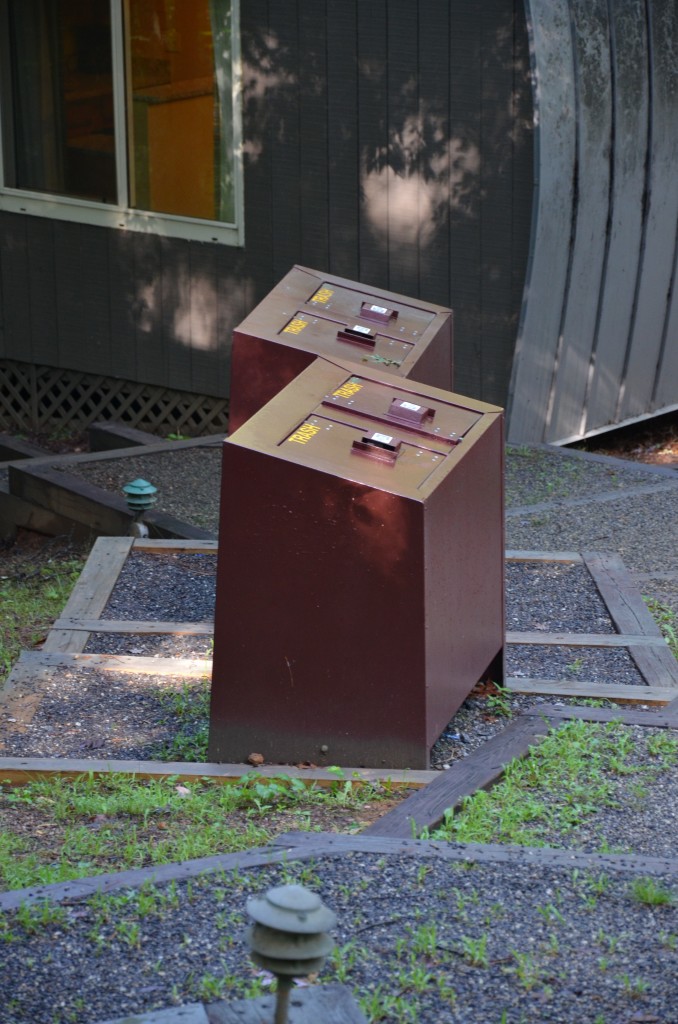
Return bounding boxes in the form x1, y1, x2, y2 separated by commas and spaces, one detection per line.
0, 0, 244, 246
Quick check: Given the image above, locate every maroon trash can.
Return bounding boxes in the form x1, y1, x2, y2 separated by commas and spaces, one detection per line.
210, 357, 503, 769
228, 265, 453, 432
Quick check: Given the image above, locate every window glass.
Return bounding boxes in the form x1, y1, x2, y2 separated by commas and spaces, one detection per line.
127, 0, 233, 222
4, 0, 116, 202
0, 0, 238, 237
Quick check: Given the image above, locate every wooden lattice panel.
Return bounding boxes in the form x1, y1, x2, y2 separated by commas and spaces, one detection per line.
0, 360, 229, 436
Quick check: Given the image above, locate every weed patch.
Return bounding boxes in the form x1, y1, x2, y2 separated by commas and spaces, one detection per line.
644, 597, 678, 660
422, 720, 673, 850
0, 545, 87, 683
152, 679, 211, 761
0, 770, 404, 892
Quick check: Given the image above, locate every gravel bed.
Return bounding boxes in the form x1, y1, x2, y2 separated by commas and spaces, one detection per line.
504, 444, 663, 505
89, 553, 617, 633
0, 551, 659, 764
506, 486, 678, 576
520, 724, 678, 859
92, 552, 217, 623
84, 633, 213, 659
81, 555, 623, 665
0, 670, 207, 761
505, 561, 615, 632
0, 656, 663, 772
2, 452, 677, 1024
57, 447, 223, 533
1, 852, 676, 1024
84, 550, 216, 657
0, 658, 551, 764
507, 645, 646, 687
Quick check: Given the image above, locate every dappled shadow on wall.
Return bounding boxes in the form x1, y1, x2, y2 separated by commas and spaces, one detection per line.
108, 230, 253, 396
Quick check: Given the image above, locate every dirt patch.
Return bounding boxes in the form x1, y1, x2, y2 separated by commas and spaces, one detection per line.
574, 409, 678, 466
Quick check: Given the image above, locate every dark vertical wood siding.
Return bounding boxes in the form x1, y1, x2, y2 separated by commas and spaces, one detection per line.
417, 1, 451, 307
26, 218, 58, 366
356, 0, 390, 292
0, 215, 31, 361
326, 1, 360, 280
479, 0, 527, 405
0, 2, 532, 416
448, 1, 483, 399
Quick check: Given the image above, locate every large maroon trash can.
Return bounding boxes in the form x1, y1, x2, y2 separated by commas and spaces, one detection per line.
209, 358, 503, 769
228, 266, 453, 432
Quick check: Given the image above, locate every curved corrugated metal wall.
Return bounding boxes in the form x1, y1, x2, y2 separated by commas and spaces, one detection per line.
508, 0, 678, 443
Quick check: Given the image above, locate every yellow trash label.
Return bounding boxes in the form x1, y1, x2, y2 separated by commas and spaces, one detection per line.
283, 317, 308, 335
332, 380, 363, 399
310, 287, 334, 304
287, 422, 321, 445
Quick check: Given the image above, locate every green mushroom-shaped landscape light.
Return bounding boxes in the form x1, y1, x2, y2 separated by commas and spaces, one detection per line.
122, 478, 157, 515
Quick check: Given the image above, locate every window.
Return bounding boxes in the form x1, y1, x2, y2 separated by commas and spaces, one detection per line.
0, 0, 242, 244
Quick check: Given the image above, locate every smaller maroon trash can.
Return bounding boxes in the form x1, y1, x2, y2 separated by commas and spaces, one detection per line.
228, 266, 453, 432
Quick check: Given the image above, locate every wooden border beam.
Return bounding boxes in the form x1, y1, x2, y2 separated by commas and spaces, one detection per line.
0, 756, 434, 790
507, 677, 677, 705
363, 717, 554, 838
42, 537, 134, 653
2, 650, 212, 677
52, 619, 214, 635
583, 550, 678, 688
507, 630, 667, 647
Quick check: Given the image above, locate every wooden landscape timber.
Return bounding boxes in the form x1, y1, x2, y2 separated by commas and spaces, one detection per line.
0, 754, 434, 792
3, 822, 677, 916
3, 435, 224, 541
87, 420, 165, 451
505, 678, 675, 705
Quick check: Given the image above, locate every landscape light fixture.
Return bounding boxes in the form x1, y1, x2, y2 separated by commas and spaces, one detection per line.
122, 478, 157, 537
246, 884, 336, 1024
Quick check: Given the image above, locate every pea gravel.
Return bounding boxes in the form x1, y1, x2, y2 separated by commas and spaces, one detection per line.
1, 551, 655, 765
0, 668, 207, 760
57, 447, 223, 532
1, 852, 676, 1024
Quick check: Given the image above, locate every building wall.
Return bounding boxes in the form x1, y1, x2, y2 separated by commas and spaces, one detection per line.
0, 0, 533, 423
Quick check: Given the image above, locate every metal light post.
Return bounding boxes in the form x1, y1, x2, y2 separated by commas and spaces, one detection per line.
245, 885, 336, 1024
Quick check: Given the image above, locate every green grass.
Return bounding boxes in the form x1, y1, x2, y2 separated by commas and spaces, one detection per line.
629, 877, 675, 907
152, 679, 211, 761
421, 719, 671, 849
644, 597, 678, 659
0, 549, 86, 683
0, 770, 397, 891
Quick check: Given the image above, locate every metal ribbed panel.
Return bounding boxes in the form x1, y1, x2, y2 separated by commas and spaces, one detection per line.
509, 0, 678, 443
